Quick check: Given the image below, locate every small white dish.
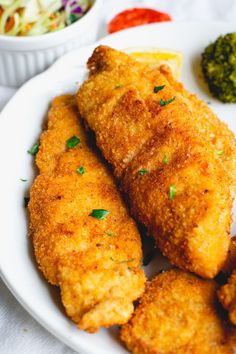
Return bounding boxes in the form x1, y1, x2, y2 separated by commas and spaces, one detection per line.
0, 21, 236, 354
0, 0, 101, 87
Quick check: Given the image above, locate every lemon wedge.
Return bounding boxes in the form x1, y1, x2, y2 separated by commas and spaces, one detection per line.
124, 47, 183, 80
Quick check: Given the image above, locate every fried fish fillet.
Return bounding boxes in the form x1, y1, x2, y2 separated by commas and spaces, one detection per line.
120, 269, 234, 354
77, 45, 234, 278
159, 64, 236, 196
28, 95, 145, 332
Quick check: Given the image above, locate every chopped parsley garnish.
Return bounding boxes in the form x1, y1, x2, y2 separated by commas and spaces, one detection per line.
110, 257, 134, 264
139, 168, 149, 176
154, 85, 165, 93
24, 197, 30, 208
160, 97, 176, 106
115, 84, 124, 89
20, 178, 27, 182
76, 166, 85, 175
28, 143, 39, 156
169, 184, 176, 200
89, 209, 109, 220
163, 153, 169, 165
216, 150, 225, 155
106, 231, 114, 237
66, 136, 81, 149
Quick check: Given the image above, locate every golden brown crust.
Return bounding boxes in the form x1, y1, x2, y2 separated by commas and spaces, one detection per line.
120, 269, 234, 354
29, 95, 145, 332
77, 46, 234, 278
218, 270, 236, 325
122, 125, 231, 278
221, 236, 236, 275
159, 64, 236, 196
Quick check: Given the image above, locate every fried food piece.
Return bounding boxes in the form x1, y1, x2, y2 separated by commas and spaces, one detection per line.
77, 45, 234, 278
120, 269, 233, 354
216, 236, 236, 325
218, 269, 236, 325
159, 64, 236, 196
221, 236, 236, 275
29, 95, 145, 332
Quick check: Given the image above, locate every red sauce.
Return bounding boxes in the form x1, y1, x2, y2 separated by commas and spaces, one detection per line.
108, 8, 172, 34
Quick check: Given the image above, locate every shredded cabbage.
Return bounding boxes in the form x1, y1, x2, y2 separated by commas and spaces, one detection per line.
0, 0, 91, 36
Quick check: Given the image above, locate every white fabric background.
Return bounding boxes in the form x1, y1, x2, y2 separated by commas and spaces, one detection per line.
1, 0, 236, 353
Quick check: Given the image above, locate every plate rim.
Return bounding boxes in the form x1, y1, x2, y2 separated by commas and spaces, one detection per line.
1, 20, 236, 354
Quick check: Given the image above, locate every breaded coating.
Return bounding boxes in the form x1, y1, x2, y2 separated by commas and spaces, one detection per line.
222, 236, 236, 275
120, 269, 233, 354
28, 95, 145, 332
159, 65, 236, 196
218, 270, 236, 325
77, 46, 234, 278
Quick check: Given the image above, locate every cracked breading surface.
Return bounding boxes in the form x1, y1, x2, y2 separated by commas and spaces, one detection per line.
77, 46, 236, 278
28, 95, 145, 332
120, 269, 234, 354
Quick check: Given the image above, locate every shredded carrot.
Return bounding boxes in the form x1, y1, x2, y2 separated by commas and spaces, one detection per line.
24, 23, 32, 32
50, 22, 57, 30
5, 16, 15, 32
0, 7, 3, 17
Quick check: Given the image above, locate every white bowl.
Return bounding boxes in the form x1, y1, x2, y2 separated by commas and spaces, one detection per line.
0, 0, 101, 87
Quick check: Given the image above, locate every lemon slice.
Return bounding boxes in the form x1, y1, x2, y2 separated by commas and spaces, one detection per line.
124, 47, 183, 79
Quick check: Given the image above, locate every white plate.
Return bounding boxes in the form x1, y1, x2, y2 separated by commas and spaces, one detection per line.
0, 22, 236, 354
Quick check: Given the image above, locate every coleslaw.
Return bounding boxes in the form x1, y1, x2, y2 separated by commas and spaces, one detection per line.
0, 0, 91, 36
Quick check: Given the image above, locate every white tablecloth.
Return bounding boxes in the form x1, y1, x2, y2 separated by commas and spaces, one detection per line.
1, 0, 236, 353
